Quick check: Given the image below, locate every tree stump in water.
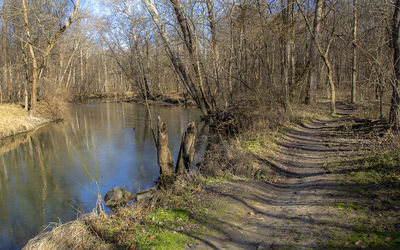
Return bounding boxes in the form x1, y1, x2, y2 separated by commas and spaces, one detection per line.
157, 116, 175, 187
176, 122, 196, 175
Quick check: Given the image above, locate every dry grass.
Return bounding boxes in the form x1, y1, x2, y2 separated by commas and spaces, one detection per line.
0, 104, 51, 140
23, 213, 111, 250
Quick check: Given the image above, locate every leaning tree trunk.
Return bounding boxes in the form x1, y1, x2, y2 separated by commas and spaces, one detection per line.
176, 122, 196, 175
391, 0, 400, 130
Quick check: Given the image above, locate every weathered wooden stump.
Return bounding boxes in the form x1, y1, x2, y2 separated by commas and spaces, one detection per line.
157, 116, 175, 187
176, 122, 196, 175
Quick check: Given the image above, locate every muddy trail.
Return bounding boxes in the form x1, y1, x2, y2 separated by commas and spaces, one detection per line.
190, 103, 392, 249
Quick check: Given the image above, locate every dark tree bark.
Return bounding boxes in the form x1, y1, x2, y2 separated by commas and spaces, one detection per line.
391, 0, 400, 129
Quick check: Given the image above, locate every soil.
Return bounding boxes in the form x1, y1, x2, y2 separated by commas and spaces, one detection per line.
189, 103, 397, 249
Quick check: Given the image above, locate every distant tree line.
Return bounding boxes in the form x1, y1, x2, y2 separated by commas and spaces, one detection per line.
1, 0, 400, 127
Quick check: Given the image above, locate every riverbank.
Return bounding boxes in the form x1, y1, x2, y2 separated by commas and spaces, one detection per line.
0, 103, 60, 141
23, 102, 400, 249
71, 91, 195, 107
0, 92, 191, 143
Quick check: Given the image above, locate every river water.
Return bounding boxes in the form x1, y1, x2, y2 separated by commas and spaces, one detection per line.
0, 103, 208, 249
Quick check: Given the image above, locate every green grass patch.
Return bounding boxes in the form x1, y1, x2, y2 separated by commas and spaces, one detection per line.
134, 208, 195, 249
323, 149, 400, 250
89, 190, 210, 249
241, 134, 277, 155
351, 152, 400, 187
243, 139, 262, 152
205, 173, 233, 184
147, 208, 190, 223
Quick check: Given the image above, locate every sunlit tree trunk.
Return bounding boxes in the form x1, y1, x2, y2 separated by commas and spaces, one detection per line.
1, 2, 7, 104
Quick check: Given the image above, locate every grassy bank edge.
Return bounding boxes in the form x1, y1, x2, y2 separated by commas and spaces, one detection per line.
0, 103, 63, 153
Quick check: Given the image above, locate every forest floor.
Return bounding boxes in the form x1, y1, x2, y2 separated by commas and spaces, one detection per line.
24, 102, 400, 249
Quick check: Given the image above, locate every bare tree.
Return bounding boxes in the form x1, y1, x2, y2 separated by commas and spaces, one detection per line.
297, 0, 337, 115
1, 1, 7, 104
351, 0, 358, 104
21, 0, 79, 110
142, 0, 216, 116
306, 0, 323, 104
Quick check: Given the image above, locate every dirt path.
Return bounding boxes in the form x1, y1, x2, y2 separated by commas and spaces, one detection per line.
190, 104, 366, 249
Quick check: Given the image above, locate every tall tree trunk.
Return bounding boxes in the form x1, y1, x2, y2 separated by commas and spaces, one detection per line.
228, 0, 236, 101
391, 0, 400, 129
80, 49, 84, 88
22, 0, 38, 109
351, 0, 358, 104
205, 0, 222, 103
1, 2, 7, 104
306, 0, 323, 104
289, 0, 295, 89
325, 59, 336, 115
281, 0, 290, 109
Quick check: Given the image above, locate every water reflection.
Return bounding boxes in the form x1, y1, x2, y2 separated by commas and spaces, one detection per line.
0, 103, 207, 249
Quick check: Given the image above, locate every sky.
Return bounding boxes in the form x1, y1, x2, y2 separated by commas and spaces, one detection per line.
81, 0, 108, 16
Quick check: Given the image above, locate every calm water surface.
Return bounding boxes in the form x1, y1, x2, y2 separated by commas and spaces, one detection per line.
0, 103, 208, 249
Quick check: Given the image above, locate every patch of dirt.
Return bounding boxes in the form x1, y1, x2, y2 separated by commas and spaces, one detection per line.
189, 103, 391, 249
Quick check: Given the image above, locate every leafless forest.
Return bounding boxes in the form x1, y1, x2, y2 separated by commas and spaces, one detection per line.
1, 0, 400, 127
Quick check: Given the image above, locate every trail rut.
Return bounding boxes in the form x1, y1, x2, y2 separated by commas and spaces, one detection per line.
190, 105, 365, 249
